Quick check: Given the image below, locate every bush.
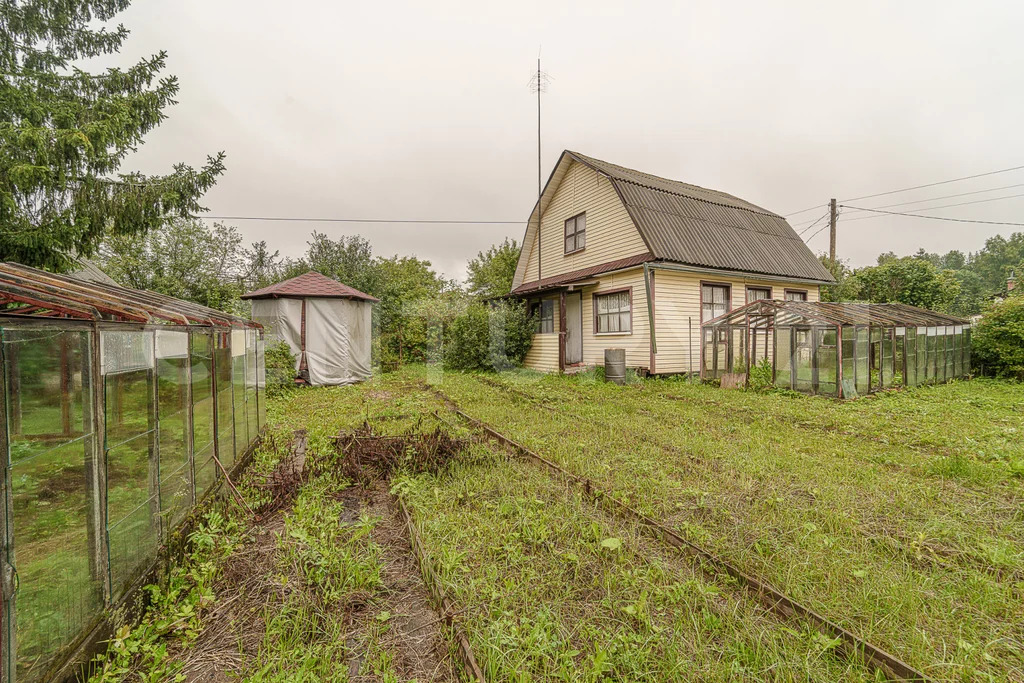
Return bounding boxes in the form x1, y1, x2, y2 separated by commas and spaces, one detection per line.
444, 300, 535, 372
265, 341, 298, 396
748, 358, 775, 391
972, 295, 1024, 379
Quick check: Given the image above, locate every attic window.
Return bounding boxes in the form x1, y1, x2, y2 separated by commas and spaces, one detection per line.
564, 213, 586, 254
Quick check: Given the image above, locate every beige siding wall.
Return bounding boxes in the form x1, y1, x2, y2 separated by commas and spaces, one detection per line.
522, 160, 648, 283
578, 269, 650, 369
652, 269, 820, 374
523, 295, 560, 372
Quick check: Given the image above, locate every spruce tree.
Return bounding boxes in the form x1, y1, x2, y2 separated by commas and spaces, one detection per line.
0, 0, 225, 271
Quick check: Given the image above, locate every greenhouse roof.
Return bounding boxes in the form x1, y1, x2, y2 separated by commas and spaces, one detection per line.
0, 262, 258, 327
705, 300, 969, 328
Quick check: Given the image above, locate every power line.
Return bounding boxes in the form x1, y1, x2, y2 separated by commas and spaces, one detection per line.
804, 222, 830, 242
839, 205, 1024, 227
847, 181, 1024, 213
840, 164, 1024, 203
783, 204, 826, 218
200, 216, 524, 225
796, 212, 829, 235
840, 191, 1024, 223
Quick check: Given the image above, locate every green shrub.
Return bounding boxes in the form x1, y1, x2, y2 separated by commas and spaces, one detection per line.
265, 341, 298, 397
748, 358, 775, 391
972, 295, 1024, 379
443, 300, 535, 372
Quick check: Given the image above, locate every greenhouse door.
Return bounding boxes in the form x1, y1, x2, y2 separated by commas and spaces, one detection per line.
793, 327, 814, 393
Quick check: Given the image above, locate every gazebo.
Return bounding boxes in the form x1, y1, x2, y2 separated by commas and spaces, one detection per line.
702, 300, 971, 397
242, 271, 378, 386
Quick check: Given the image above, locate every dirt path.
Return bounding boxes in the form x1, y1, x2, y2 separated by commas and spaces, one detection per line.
338, 482, 457, 682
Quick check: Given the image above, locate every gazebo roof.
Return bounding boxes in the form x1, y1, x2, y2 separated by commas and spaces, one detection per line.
705, 300, 968, 328
241, 271, 378, 302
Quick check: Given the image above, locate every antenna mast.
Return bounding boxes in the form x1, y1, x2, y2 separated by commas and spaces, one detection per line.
528, 56, 550, 278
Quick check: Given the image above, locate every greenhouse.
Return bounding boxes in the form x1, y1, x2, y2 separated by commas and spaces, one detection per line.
0, 263, 267, 682
702, 300, 971, 397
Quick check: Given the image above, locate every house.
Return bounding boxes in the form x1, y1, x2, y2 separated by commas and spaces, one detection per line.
242, 271, 378, 386
510, 151, 835, 375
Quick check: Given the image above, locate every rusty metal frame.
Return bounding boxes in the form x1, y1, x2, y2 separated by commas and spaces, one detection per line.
0, 263, 259, 329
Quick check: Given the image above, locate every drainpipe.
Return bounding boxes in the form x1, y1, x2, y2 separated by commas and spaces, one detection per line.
643, 263, 656, 354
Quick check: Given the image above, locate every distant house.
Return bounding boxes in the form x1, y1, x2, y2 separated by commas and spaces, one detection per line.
510, 151, 835, 375
242, 271, 378, 386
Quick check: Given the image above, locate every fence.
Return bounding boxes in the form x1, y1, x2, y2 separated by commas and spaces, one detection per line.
0, 321, 266, 682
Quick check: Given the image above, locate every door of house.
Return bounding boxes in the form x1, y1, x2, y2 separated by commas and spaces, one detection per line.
564, 292, 582, 365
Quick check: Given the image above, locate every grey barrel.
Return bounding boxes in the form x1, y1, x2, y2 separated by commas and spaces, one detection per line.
604, 348, 626, 385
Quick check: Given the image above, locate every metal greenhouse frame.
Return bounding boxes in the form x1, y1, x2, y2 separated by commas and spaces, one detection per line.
701, 300, 971, 397
0, 263, 267, 682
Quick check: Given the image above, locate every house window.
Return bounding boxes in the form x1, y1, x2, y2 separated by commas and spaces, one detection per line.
564, 213, 586, 254
531, 299, 554, 334
701, 283, 730, 323
594, 290, 631, 334
746, 286, 771, 303
785, 289, 808, 302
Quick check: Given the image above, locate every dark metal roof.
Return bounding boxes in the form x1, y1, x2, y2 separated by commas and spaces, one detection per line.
704, 300, 969, 328
242, 271, 379, 302
511, 253, 653, 295
0, 262, 258, 327
567, 151, 836, 284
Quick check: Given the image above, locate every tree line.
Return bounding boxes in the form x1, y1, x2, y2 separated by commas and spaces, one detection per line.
820, 233, 1023, 316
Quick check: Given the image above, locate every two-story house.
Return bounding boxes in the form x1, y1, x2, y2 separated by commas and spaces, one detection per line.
510, 150, 835, 375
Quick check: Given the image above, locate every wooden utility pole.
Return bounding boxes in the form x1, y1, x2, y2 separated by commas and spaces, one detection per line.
828, 198, 838, 262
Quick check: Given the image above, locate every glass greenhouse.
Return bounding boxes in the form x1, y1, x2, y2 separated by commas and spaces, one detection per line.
0, 263, 266, 682
702, 300, 970, 397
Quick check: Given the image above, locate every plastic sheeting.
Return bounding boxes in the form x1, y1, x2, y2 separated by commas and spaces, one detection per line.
251, 296, 372, 386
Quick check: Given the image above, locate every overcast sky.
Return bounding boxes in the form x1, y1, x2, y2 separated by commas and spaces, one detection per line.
107, 0, 1024, 281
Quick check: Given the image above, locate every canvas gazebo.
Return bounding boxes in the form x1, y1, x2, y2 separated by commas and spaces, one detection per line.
242, 271, 378, 386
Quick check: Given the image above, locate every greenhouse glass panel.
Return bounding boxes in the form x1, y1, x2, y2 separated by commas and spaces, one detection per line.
102, 330, 158, 598
817, 328, 838, 396
775, 327, 792, 388
232, 331, 248, 460
916, 327, 927, 386
245, 331, 258, 440
3, 328, 102, 681
893, 329, 905, 387
156, 330, 192, 532
731, 327, 747, 374
257, 335, 267, 429
904, 327, 918, 387
855, 327, 870, 396
964, 327, 972, 372
841, 327, 855, 395
924, 328, 936, 384
191, 331, 217, 500
214, 332, 235, 471
702, 328, 714, 377
881, 328, 894, 389
944, 327, 955, 381
794, 328, 813, 393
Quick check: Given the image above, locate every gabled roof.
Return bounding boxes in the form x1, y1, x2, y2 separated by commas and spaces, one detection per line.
512, 151, 835, 291
241, 271, 379, 302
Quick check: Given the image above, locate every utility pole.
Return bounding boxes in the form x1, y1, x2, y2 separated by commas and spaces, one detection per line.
828, 198, 837, 262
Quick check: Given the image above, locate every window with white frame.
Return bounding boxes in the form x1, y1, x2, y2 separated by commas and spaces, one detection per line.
701, 283, 730, 323
594, 290, 630, 333
564, 213, 586, 254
